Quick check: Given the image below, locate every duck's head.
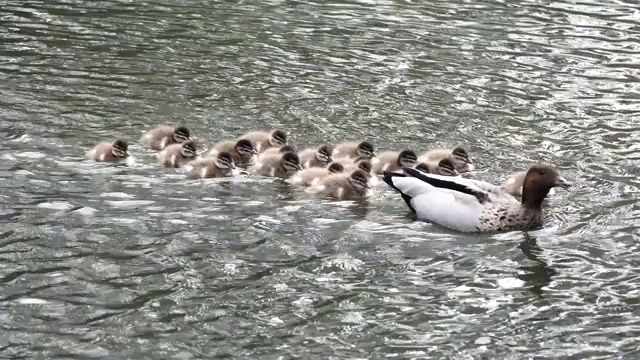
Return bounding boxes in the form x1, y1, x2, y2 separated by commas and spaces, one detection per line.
180, 140, 197, 158
111, 139, 129, 158
349, 169, 371, 192
522, 164, 571, 209
270, 130, 288, 147
235, 139, 258, 156
216, 151, 236, 170
281, 151, 302, 172
327, 162, 344, 174
173, 126, 191, 143
317, 144, 333, 164
397, 149, 417, 168
356, 141, 375, 158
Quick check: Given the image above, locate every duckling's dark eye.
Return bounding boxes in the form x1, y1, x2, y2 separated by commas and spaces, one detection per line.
539, 170, 547, 175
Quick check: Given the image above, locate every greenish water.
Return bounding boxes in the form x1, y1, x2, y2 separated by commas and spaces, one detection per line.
1, 0, 639, 358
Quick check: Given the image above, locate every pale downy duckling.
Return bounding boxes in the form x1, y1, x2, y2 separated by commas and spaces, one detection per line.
258, 145, 296, 159
298, 144, 333, 169
382, 164, 571, 233
250, 151, 302, 179
332, 141, 375, 160
501, 170, 556, 197
139, 125, 191, 150
335, 157, 378, 187
289, 162, 345, 187
309, 169, 371, 201
371, 149, 418, 174
240, 129, 287, 154
157, 140, 197, 168
418, 146, 474, 173
208, 139, 257, 167
414, 158, 459, 177
182, 152, 236, 179
87, 139, 130, 162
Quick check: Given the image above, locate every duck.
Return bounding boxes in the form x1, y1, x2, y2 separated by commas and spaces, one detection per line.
258, 145, 296, 159
371, 149, 418, 174
501, 170, 556, 197
382, 164, 571, 232
249, 151, 302, 178
87, 139, 130, 162
418, 146, 474, 173
414, 158, 459, 177
240, 130, 287, 154
207, 139, 257, 167
298, 144, 333, 169
332, 141, 375, 160
157, 140, 197, 168
307, 169, 371, 201
139, 125, 191, 150
289, 162, 345, 187
182, 152, 236, 179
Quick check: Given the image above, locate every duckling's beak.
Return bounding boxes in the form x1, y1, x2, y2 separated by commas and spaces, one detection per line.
124, 151, 131, 158
251, 149, 259, 155
554, 176, 571, 188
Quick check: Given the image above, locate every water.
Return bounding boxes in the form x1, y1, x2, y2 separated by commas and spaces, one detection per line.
1, 0, 639, 358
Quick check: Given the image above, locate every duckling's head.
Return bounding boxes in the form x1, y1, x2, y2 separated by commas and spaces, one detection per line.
398, 149, 417, 168
278, 145, 296, 154
438, 158, 458, 176
270, 130, 288, 147
317, 144, 333, 164
451, 146, 473, 171
181, 140, 197, 158
111, 139, 129, 158
173, 126, 191, 143
349, 169, 371, 192
327, 162, 344, 174
356, 159, 372, 174
522, 164, 571, 209
414, 162, 430, 173
216, 151, 236, 170
281, 152, 302, 172
235, 139, 257, 156
356, 141, 375, 158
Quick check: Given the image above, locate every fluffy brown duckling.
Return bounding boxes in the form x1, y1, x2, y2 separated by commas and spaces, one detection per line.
418, 146, 474, 173
298, 144, 333, 169
249, 151, 302, 179
240, 129, 287, 154
157, 140, 197, 168
372, 149, 418, 174
87, 139, 130, 162
139, 125, 191, 150
289, 162, 345, 187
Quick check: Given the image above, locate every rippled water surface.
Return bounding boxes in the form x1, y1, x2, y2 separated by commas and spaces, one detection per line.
1, 0, 640, 358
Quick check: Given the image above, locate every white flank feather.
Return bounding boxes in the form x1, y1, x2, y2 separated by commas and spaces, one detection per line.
170, 154, 177, 166
160, 137, 168, 149
98, 153, 106, 161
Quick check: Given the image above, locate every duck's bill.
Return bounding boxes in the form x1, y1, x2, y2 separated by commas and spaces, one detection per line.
555, 176, 571, 188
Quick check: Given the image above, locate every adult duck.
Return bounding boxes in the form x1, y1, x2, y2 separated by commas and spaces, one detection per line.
382, 165, 571, 232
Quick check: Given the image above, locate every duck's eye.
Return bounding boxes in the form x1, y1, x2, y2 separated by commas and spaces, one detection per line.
539, 170, 547, 175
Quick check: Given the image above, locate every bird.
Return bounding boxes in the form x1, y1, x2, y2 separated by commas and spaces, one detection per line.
371, 149, 418, 174
501, 170, 556, 197
182, 152, 236, 179
414, 158, 459, 176
307, 169, 371, 200
207, 139, 257, 167
139, 125, 191, 150
240, 130, 287, 154
249, 151, 302, 178
298, 144, 333, 169
156, 140, 197, 168
332, 141, 375, 160
87, 139, 130, 162
258, 145, 296, 159
382, 164, 571, 233
335, 157, 378, 187
418, 146, 474, 173
289, 162, 345, 187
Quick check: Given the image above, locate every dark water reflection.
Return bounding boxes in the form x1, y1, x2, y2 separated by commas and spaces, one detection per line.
1, 0, 640, 358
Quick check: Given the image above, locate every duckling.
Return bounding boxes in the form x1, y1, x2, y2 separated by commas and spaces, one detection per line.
414, 158, 459, 177
183, 152, 236, 179
501, 170, 556, 197
157, 140, 197, 168
371, 149, 417, 174
240, 129, 287, 154
418, 146, 474, 173
309, 169, 371, 200
332, 141, 375, 160
335, 157, 378, 187
208, 139, 257, 167
298, 144, 333, 169
289, 162, 345, 187
87, 139, 129, 162
139, 125, 191, 150
250, 151, 302, 179
258, 145, 296, 159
